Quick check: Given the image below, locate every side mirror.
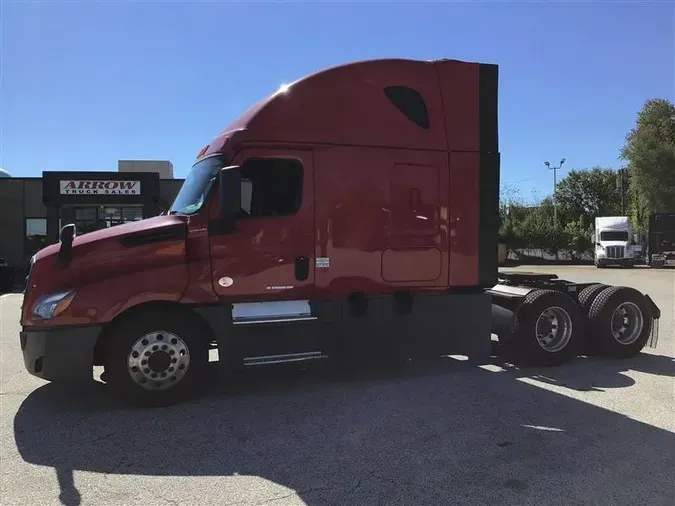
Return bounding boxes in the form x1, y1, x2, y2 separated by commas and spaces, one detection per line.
596, 242, 602, 247
57, 223, 76, 269
60, 223, 76, 246
218, 165, 241, 230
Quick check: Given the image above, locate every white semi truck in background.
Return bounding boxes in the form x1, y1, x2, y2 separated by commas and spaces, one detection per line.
593, 216, 639, 268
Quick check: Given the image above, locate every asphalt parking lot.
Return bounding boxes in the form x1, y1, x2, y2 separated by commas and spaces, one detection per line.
1, 266, 674, 506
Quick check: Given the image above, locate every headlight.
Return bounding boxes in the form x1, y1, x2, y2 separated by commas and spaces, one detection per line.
32, 291, 75, 320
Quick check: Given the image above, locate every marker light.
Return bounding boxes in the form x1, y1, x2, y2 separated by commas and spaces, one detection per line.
196, 145, 209, 160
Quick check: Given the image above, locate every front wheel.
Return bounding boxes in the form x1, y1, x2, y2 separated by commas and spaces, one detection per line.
104, 311, 210, 407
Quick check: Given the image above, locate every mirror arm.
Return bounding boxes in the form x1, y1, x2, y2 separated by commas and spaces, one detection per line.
218, 165, 242, 234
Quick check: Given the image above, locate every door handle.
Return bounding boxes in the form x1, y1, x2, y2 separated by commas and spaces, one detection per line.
294, 256, 310, 281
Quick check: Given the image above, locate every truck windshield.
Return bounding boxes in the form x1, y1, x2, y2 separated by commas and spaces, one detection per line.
169, 155, 226, 216
600, 231, 628, 241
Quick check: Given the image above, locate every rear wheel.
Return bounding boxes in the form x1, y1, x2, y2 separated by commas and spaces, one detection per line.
588, 286, 652, 358
509, 289, 583, 366
104, 310, 210, 407
576, 283, 608, 354
578, 284, 608, 315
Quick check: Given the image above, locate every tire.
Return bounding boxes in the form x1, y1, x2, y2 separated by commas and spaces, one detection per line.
578, 284, 608, 316
576, 284, 608, 354
588, 286, 652, 359
104, 310, 210, 407
509, 289, 583, 366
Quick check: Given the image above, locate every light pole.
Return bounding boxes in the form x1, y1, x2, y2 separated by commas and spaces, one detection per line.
616, 168, 627, 214
544, 158, 566, 223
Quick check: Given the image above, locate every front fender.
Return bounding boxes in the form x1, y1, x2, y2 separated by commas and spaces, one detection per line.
73, 262, 189, 325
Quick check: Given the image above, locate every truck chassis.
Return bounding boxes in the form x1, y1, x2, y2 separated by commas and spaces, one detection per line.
489, 272, 660, 366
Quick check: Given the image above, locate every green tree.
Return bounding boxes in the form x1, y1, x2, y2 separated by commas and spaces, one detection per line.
564, 218, 593, 260
621, 98, 675, 230
498, 184, 523, 246
555, 167, 623, 227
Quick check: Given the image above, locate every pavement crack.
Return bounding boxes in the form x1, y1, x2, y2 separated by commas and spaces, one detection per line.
253, 492, 299, 505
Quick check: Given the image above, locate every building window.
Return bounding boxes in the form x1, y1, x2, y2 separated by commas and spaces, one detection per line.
75, 207, 97, 221
122, 207, 143, 222
25, 218, 47, 262
62, 206, 145, 236
383, 85, 430, 129
240, 158, 303, 218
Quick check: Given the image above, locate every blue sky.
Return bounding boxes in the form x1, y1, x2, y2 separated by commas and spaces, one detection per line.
2, 1, 673, 202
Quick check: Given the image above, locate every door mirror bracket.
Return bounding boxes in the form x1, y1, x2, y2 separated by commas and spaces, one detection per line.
218, 165, 242, 233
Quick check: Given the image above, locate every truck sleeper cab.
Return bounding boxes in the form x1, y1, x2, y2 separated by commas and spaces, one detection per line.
19, 58, 661, 407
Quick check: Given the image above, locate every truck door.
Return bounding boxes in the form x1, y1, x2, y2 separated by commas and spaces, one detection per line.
208, 148, 319, 359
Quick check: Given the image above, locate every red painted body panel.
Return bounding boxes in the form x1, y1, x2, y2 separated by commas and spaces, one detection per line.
313, 146, 450, 297
448, 152, 480, 286
210, 58, 483, 293
220, 59, 448, 151
179, 205, 220, 305
25, 57, 491, 329
23, 215, 190, 327
207, 147, 315, 302
436, 60, 480, 152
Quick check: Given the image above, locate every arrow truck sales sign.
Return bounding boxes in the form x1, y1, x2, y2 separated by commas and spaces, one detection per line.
59, 180, 141, 195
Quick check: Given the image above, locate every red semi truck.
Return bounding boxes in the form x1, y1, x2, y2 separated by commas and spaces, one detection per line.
20, 58, 660, 406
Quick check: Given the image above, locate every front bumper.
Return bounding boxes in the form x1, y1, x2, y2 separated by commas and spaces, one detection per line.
597, 257, 634, 266
651, 255, 675, 268
20, 325, 102, 382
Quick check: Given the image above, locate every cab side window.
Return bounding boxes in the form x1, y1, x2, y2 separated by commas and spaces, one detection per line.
240, 158, 303, 218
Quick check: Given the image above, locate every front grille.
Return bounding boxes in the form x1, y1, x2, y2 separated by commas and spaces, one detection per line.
606, 245, 625, 259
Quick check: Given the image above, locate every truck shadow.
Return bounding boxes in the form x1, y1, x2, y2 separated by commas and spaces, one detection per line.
13, 355, 675, 506
488, 346, 675, 391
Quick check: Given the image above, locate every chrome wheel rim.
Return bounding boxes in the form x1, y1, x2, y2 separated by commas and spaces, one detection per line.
611, 302, 644, 345
127, 331, 190, 390
535, 306, 573, 353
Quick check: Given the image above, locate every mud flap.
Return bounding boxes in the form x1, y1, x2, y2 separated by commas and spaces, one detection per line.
644, 294, 660, 349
